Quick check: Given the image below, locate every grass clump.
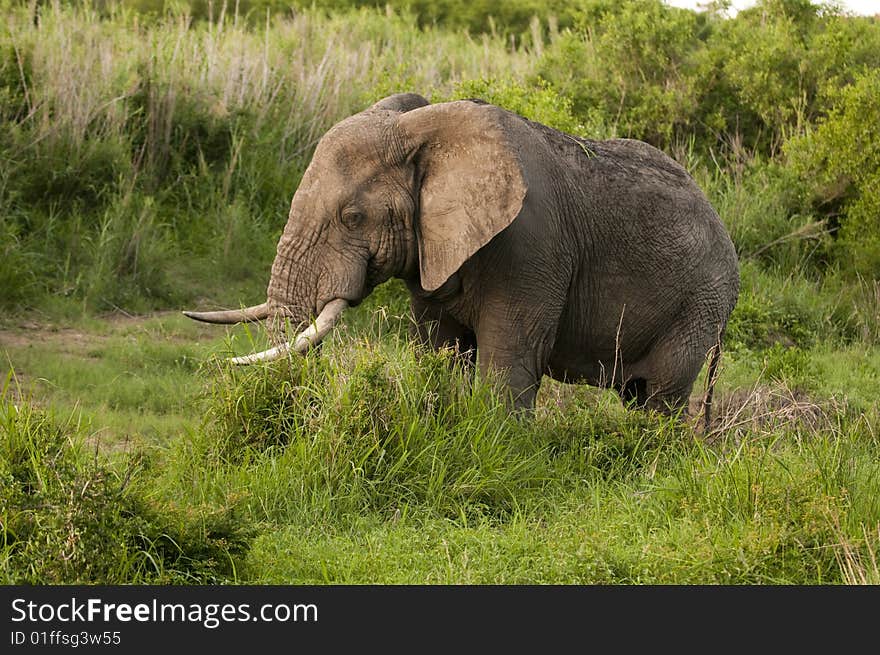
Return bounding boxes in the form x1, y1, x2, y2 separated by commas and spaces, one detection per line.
240, 408, 880, 584
0, 378, 249, 583
199, 332, 548, 518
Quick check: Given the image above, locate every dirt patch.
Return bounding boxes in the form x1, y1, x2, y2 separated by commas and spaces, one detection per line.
703, 383, 843, 442
98, 308, 179, 325
0, 309, 219, 355
0, 326, 108, 358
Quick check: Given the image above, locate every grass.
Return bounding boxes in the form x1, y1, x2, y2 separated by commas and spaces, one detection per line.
0, 2, 537, 314
1, 312, 240, 446
245, 441, 878, 584
1, 2, 879, 585
3, 287, 879, 584
0, 382, 251, 583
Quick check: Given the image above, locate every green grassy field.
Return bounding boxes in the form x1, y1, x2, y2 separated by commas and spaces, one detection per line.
1, 1, 879, 584
3, 279, 879, 584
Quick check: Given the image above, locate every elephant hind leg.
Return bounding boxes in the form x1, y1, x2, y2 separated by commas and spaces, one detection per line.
617, 377, 648, 408
635, 350, 702, 419
631, 320, 723, 420
617, 377, 688, 418
642, 384, 692, 418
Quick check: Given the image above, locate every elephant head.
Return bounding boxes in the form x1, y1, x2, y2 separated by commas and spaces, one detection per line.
184, 93, 527, 362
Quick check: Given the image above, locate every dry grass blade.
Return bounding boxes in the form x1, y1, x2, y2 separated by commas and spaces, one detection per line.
831, 517, 880, 585
705, 378, 841, 444
746, 220, 833, 260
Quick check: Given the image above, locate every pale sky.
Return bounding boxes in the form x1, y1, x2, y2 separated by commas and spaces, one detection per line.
664, 0, 879, 15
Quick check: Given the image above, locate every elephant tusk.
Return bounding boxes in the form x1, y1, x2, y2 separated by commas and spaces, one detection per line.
183, 302, 270, 324
228, 298, 349, 365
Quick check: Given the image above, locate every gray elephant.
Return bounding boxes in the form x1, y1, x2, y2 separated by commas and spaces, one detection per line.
185, 93, 739, 421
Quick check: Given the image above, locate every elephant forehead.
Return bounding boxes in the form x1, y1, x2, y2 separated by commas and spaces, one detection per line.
318, 115, 390, 163
294, 155, 387, 214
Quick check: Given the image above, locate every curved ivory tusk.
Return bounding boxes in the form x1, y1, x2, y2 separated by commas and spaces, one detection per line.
183, 302, 270, 324
228, 298, 349, 365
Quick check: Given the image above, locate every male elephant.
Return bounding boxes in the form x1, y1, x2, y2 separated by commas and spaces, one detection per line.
185, 93, 739, 421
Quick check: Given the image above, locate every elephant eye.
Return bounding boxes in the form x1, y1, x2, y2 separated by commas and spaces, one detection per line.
341, 209, 364, 228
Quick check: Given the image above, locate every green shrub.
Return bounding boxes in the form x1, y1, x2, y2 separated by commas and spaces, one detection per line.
200, 332, 548, 517
537, 0, 880, 156
761, 342, 817, 390
538, 0, 699, 146
4, 136, 131, 216
127, 77, 256, 190
725, 263, 821, 350
785, 69, 880, 278
0, 384, 249, 583
79, 196, 181, 311
709, 0, 821, 153
394, 0, 578, 37
702, 0, 880, 155
705, 158, 828, 271
0, 220, 37, 309
448, 77, 606, 137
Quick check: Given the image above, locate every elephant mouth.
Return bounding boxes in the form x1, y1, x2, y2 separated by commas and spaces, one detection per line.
317, 294, 361, 314
184, 261, 370, 364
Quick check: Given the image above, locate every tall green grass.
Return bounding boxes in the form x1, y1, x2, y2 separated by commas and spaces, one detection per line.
0, 2, 536, 313
4, 315, 878, 584
0, 375, 251, 583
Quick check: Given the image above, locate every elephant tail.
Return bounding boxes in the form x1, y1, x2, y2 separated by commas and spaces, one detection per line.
702, 337, 723, 431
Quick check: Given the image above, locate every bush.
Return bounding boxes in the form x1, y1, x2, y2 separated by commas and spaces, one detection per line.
723, 262, 854, 351
761, 342, 817, 390
537, 0, 880, 156
3, 136, 130, 216
0, 220, 38, 309
696, 0, 880, 155
538, 0, 700, 147
448, 77, 603, 137
0, 384, 249, 583
201, 333, 547, 517
701, 158, 830, 272
785, 69, 880, 278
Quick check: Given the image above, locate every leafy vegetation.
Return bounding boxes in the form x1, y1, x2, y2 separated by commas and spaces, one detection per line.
786, 69, 880, 277
0, 379, 250, 583
1, 0, 878, 584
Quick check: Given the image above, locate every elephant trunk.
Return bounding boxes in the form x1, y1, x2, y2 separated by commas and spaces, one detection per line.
229, 298, 349, 365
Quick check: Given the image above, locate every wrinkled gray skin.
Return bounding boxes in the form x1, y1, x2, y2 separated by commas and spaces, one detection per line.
220, 93, 739, 414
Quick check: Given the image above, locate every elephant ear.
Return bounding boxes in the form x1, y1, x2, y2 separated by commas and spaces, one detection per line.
369, 92, 429, 113
397, 101, 527, 292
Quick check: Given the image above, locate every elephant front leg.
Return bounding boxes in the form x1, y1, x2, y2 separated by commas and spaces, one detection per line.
409, 296, 477, 368
482, 354, 542, 411
471, 289, 563, 412
475, 331, 552, 412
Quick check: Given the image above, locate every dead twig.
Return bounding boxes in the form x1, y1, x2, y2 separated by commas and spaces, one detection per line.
747, 220, 832, 260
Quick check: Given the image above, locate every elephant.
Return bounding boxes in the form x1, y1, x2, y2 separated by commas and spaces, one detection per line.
184, 92, 740, 422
